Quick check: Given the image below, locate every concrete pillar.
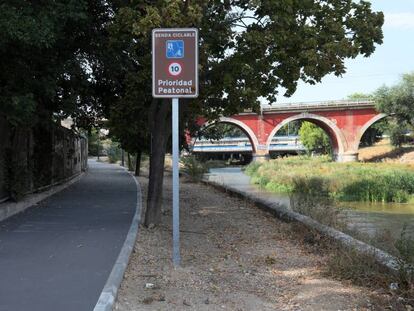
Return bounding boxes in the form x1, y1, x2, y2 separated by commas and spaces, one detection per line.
335, 152, 359, 163
252, 149, 270, 162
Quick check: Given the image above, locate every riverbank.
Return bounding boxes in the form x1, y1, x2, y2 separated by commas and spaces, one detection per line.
246, 156, 414, 203
114, 174, 403, 311
358, 139, 414, 163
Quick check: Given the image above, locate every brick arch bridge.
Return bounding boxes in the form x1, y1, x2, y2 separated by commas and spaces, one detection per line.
195, 100, 386, 162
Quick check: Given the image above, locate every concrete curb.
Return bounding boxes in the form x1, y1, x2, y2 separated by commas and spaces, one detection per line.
93, 168, 142, 311
202, 179, 401, 274
0, 172, 84, 223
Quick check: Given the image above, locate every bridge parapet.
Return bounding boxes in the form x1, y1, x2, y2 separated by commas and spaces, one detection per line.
262, 100, 375, 113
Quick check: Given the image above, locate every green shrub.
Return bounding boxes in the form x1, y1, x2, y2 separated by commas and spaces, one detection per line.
245, 161, 261, 176
181, 156, 208, 182
245, 156, 414, 203
339, 172, 414, 203
265, 181, 293, 193
292, 176, 331, 197
107, 142, 121, 164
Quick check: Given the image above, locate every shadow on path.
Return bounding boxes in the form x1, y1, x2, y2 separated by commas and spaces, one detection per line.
0, 160, 137, 311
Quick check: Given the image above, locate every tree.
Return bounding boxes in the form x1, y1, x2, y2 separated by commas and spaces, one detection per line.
0, 1, 117, 198
299, 122, 332, 154
277, 121, 302, 136
375, 72, 414, 147
376, 72, 414, 127
359, 118, 388, 147
347, 92, 374, 101
108, 100, 150, 176
200, 123, 246, 141
388, 121, 407, 148
0, 1, 112, 128
104, 0, 384, 226
88, 129, 101, 157
346, 93, 391, 147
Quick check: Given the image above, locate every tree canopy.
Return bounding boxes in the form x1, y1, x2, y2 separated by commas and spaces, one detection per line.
0, 1, 112, 127
376, 72, 414, 127
1, 0, 385, 225
103, 0, 384, 225
0, 0, 384, 128
107, 0, 385, 134
347, 92, 374, 101
374, 73, 414, 147
299, 121, 331, 154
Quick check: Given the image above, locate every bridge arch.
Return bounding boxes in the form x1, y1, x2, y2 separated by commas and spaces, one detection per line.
265, 113, 346, 155
353, 113, 388, 151
196, 117, 259, 153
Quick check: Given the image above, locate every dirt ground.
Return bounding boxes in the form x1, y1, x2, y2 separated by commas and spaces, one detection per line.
359, 139, 414, 164
115, 175, 381, 311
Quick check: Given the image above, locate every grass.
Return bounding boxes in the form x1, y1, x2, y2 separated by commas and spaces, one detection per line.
246, 155, 414, 203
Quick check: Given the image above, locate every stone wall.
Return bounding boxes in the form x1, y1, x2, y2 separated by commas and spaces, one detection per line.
0, 118, 87, 202
0, 116, 10, 201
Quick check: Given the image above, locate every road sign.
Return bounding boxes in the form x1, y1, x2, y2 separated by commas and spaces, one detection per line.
152, 28, 199, 267
152, 28, 198, 98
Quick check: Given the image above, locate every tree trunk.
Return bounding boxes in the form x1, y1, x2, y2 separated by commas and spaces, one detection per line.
144, 99, 171, 227
127, 152, 132, 171
135, 150, 141, 176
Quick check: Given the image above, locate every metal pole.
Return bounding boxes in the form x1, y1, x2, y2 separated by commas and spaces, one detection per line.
172, 97, 181, 266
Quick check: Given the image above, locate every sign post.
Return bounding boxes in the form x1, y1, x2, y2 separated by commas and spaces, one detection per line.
152, 28, 199, 266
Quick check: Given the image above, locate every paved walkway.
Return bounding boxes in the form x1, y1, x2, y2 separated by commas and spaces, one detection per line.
206, 167, 291, 206
0, 160, 138, 311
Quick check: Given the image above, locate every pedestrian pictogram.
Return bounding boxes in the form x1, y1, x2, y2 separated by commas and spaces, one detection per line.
166, 40, 184, 59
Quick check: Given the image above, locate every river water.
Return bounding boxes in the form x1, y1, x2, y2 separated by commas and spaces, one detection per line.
206, 167, 414, 240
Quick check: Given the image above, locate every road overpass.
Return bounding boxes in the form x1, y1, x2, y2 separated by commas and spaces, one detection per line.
192, 136, 306, 154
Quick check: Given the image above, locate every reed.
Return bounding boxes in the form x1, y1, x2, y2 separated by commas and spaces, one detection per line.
246, 156, 414, 203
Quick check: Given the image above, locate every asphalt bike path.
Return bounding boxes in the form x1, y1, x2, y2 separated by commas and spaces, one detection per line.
0, 160, 137, 311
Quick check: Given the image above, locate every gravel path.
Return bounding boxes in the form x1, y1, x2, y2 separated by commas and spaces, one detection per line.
115, 175, 375, 311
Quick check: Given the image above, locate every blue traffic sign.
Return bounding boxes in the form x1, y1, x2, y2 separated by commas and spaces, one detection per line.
166, 40, 184, 59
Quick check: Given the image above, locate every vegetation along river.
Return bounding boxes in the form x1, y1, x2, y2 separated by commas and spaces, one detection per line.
206, 167, 414, 240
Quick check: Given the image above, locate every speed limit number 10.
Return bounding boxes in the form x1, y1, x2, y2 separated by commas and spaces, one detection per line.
168, 62, 182, 76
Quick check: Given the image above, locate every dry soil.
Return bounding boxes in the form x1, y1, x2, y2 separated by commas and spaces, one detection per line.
115, 174, 383, 311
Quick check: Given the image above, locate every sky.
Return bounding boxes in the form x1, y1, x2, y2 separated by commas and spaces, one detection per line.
274, 0, 414, 104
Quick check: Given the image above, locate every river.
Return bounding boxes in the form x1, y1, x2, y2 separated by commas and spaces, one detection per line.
206, 167, 414, 240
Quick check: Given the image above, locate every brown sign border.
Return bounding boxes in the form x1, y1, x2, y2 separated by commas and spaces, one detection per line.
152, 28, 199, 98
